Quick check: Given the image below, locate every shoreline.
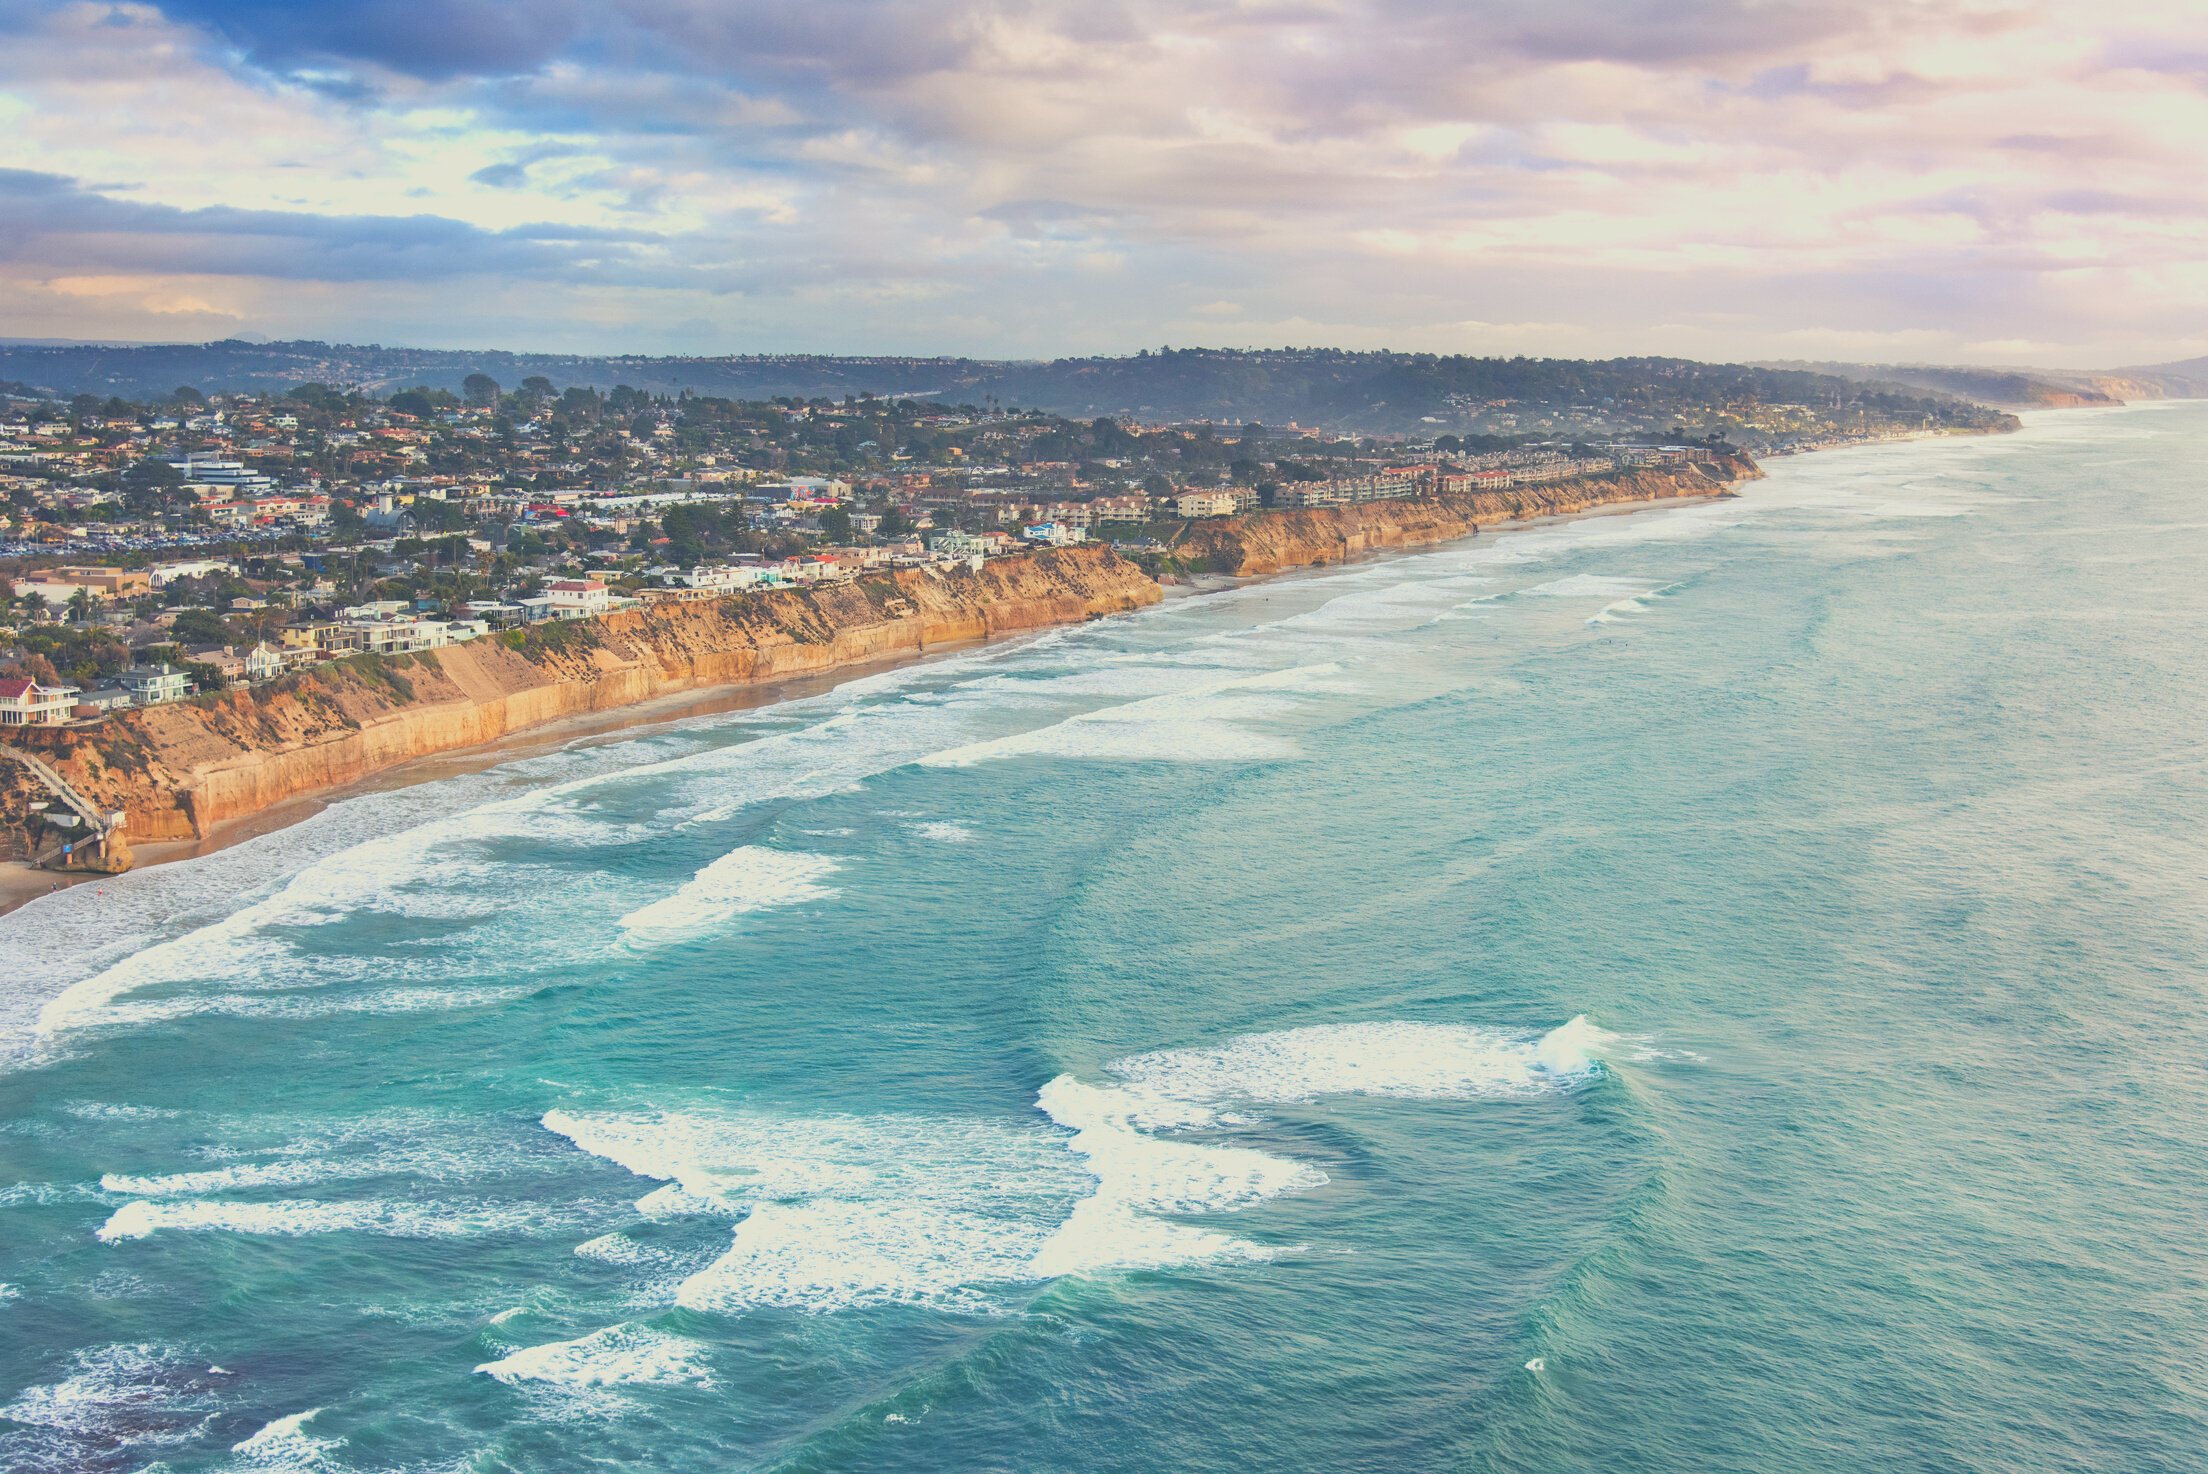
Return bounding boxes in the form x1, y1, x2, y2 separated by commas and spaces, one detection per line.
0, 487, 1730, 918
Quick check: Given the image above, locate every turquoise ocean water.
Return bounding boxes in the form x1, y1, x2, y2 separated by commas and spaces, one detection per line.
2, 405, 2204, 1472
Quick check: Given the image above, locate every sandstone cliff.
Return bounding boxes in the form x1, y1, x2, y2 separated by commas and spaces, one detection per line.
12, 545, 1159, 847
3, 463, 1754, 864
1176, 457, 1756, 577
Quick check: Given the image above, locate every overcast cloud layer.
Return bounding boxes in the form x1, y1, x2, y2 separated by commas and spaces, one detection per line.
2, 0, 2204, 365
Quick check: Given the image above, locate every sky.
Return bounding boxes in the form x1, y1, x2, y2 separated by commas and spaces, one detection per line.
1, 0, 2205, 367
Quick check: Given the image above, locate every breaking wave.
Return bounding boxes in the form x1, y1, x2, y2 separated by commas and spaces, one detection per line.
529, 1018, 1613, 1326
95, 1196, 555, 1243
617, 847, 842, 943
476, 1323, 714, 1389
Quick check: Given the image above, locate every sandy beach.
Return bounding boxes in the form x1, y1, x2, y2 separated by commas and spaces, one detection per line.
0, 490, 1728, 918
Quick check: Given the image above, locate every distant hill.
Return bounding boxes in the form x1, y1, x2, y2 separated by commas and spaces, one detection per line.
1761, 361, 2138, 409
2117, 356, 2208, 396
0, 339, 2016, 444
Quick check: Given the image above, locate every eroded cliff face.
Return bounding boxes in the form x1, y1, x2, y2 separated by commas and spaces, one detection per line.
1178, 458, 1756, 577
22, 546, 1160, 845
6, 467, 1754, 859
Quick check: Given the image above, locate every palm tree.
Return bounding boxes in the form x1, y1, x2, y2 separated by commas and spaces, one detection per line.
66, 588, 94, 625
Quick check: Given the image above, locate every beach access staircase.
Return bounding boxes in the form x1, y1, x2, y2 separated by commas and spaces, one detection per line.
1, 740, 119, 847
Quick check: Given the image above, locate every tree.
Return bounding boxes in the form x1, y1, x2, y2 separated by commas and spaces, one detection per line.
169, 607, 232, 647
123, 458, 184, 515
463, 373, 502, 408
66, 588, 95, 624
818, 506, 853, 542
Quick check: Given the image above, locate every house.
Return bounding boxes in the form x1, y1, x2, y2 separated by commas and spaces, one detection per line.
462, 600, 530, 629
73, 686, 134, 718
245, 643, 285, 682
1173, 489, 1242, 518
118, 664, 191, 705
664, 565, 780, 595
0, 676, 81, 726
930, 530, 992, 560
1022, 521, 1088, 547
50, 566, 154, 597
544, 578, 612, 617
184, 646, 248, 682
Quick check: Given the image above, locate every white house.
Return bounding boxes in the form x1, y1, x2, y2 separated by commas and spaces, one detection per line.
119, 664, 191, 706
244, 643, 285, 682
665, 564, 780, 594
544, 578, 613, 617
1022, 521, 1088, 547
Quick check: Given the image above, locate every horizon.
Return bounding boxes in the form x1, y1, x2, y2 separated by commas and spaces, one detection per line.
3, 2, 2206, 367
0, 334, 2197, 379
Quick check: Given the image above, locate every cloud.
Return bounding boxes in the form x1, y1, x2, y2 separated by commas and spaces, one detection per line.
0, 168, 658, 282
150, 0, 587, 80
0, 0, 2202, 363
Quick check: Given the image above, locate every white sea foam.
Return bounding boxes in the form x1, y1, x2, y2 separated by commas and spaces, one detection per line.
102, 1159, 338, 1197
917, 665, 1331, 768
31, 784, 583, 1037
617, 848, 841, 942
1524, 574, 1656, 599
477, 1323, 713, 1388
1109, 1017, 1615, 1106
675, 1199, 1053, 1314
908, 821, 976, 844
1028, 1075, 1311, 1277
0, 1342, 220, 1451
90, 984, 534, 1032
541, 1018, 1612, 1318
226, 1407, 343, 1470
546, 1107, 1085, 1315
96, 1197, 549, 1243
97, 1129, 503, 1198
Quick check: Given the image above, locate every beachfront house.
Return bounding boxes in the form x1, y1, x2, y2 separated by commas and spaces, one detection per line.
1173, 489, 1242, 518
0, 676, 82, 726
545, 578, 613, 618
119, 663, 191, 706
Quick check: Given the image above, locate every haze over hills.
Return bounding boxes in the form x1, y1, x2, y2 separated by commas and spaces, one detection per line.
1763, 361, 2208, 409
0, 339, 2030, 448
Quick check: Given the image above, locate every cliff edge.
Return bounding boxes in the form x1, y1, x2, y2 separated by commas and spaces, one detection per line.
1177, 457, 1756, 577
12, 545, 1159, 847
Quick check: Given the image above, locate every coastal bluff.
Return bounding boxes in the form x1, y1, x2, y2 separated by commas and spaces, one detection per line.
1177, 457, 1757, 577
1, 460, 1752, 863
8, 545, 1159, 847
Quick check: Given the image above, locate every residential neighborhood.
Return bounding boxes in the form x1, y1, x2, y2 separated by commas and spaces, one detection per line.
1, 375, 1737, 725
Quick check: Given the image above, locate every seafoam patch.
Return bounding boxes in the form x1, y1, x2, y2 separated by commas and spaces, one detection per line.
95, 1196, 556, 1244
477, 1323, 714, 1389
617, 848, 841, 944
533, 1017, 1614, 1323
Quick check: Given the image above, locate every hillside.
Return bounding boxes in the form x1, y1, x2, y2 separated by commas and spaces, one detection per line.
0, 341, 2014, 446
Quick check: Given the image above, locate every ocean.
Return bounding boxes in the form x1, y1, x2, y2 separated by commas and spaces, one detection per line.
2, 404, 2204, 1473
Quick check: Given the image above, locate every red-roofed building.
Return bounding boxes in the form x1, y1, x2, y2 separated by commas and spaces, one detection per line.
0, 676, 81, 727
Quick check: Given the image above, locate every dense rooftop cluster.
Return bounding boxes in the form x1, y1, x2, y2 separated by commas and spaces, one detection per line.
0, 362, 1911, 724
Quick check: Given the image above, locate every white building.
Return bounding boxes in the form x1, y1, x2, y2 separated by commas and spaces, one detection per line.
1173, 489, 1243, 518
544, 578, 614, 617
119, 664, 191, 706
1022, 521, 1088, 547
665, 564, 784, 594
